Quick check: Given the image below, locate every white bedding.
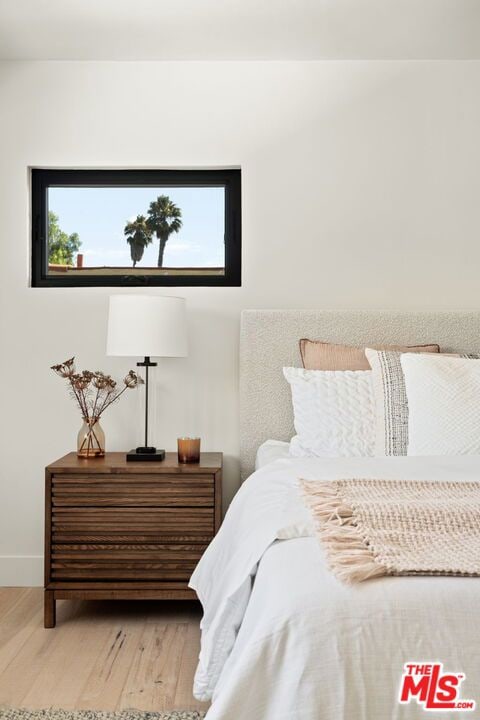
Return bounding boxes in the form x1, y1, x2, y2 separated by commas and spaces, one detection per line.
254, 439, 290, 469
190, 455, 480, 719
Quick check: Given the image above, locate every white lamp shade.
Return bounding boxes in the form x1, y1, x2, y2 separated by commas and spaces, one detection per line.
107, 295, 188, 358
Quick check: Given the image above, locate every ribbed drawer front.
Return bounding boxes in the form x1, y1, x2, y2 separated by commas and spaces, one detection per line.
52, 532, 213, 543
51, 543, 208, 581
48, 466, 217, 587
52, 474, 214, 507
52, 543, 209, 557
52, 507, 213, 536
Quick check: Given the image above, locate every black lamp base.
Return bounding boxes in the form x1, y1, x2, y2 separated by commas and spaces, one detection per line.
126, 447, 166, 462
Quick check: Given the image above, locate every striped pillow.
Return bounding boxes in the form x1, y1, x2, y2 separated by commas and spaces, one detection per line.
366, 348, 479, 456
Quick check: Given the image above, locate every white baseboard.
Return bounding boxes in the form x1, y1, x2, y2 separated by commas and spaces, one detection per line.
0, 556, 43, 586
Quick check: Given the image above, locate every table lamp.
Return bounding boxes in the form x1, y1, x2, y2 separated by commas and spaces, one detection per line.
107, 295, 188, 461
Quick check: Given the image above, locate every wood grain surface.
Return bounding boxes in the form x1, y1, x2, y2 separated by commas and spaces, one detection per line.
0, 588, 206, 712
44, 453, 222, 626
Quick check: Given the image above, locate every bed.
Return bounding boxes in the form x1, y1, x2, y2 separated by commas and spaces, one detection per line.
190, 310, 480, 720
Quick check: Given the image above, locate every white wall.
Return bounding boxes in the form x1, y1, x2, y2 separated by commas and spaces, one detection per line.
1, 60, 479, 585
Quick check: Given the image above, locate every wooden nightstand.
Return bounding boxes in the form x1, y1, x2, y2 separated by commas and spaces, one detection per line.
44, 451, 222, 628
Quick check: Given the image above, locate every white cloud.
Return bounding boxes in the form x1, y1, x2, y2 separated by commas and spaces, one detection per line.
166, 242, 201, 253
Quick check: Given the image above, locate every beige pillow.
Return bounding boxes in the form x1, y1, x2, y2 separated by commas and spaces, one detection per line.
299, 339, 440, 371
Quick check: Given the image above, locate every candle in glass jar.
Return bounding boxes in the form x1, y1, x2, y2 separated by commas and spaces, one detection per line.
177, 437, 201, 464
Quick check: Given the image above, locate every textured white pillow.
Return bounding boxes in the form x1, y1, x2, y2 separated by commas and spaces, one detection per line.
402, 354, 480, 455
283, 367, 375, 457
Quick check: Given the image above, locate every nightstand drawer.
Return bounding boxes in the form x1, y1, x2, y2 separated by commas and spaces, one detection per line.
51, 564, 197, 580
52, 507, 214, 539
52, 474, 214, 507
51, 543, 207, 581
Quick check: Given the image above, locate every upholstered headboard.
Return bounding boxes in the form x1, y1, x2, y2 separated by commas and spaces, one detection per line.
239, 310, 480, 479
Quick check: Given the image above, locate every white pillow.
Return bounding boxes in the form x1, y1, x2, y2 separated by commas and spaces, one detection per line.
402, 354, 480, 455
283, 367, 375, 457
254, 439, 290, 470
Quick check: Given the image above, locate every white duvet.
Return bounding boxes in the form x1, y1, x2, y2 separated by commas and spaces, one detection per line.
190, 455, 480, 719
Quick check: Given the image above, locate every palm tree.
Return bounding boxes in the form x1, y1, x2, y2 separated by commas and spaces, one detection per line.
147, 195, 182, 268
124, 215, 152, 268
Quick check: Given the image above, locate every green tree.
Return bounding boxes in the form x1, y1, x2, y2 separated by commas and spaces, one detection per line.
146, 195, 182, 268
48, 211, 81, 265
124, 215, 153, 268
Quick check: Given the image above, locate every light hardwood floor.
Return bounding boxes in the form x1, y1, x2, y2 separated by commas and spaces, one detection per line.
0, 588, 207, 712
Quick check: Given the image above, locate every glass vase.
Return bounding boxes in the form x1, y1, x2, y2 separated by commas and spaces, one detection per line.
77, 417, 105, 458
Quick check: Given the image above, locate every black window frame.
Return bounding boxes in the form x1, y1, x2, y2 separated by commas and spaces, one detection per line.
31, 168, 241, 288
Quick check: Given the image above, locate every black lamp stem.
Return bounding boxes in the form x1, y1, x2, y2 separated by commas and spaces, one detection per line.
136, 356, 157, 452
126, 355, 164, 462
144, 362, 149, 448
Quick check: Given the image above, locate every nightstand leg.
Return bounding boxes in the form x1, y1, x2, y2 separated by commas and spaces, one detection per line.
44, 590, 56, 628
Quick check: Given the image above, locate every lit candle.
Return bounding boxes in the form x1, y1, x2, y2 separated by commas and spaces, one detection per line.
177, 437, 201, 464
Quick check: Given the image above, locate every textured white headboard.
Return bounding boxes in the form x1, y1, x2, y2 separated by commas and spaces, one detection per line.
240, 309, 480, 479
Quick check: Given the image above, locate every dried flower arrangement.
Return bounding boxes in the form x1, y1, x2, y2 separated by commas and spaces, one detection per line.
51, 356, 144, 457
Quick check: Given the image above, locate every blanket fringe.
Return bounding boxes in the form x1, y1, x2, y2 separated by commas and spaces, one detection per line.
300, 480, 387, 583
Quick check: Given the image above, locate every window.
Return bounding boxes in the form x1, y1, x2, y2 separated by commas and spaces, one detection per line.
31, 168, 241, 287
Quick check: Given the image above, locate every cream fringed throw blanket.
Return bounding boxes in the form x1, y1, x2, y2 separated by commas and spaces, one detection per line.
300, 478, 480, 583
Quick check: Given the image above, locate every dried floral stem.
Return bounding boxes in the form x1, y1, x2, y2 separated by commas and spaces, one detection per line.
97, 384, 130, 416
92, 387, 101, 418
51, 357, 144, 429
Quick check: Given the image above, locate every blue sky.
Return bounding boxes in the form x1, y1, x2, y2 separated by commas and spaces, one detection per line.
48, 186, 225, 268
